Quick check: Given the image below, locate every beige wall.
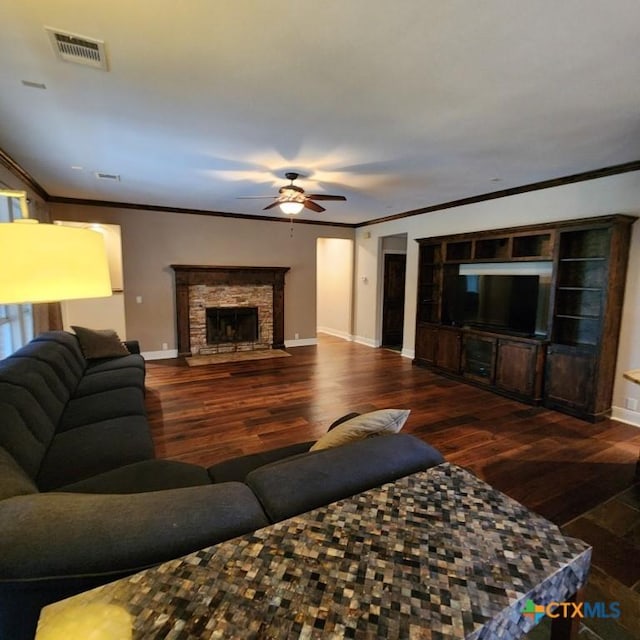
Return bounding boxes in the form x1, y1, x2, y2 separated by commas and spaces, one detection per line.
50, 203, 354, 354
316, 238, 354, 339
353, 170, 640, 425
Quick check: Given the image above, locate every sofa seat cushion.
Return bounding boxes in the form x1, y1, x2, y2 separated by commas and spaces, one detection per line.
59, 460, 211, 494
208, 441, 313, 483
246, 433, 445, 523
58, 387, 146, 432
36, 416, 154, 491
73, 367, 145, 397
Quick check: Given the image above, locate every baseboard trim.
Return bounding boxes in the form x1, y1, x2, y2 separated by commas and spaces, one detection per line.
143, 349, 179, 360
611, 405, 640, 428
284, 338, 318, 348
401, 348, 415, 359
317, 328, 354, 341
353, 335, 380, 348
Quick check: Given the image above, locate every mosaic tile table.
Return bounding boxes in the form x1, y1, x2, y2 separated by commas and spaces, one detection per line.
36, 463, 591, 640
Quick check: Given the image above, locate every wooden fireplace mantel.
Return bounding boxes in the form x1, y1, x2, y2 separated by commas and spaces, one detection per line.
171, 265, 290, 355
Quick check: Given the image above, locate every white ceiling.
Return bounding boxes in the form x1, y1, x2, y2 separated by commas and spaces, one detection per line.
1, 1, 639, 225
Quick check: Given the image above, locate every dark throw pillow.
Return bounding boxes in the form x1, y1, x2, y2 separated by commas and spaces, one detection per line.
71, 326, 130, 359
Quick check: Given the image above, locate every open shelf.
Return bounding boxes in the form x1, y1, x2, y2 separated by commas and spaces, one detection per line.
512, 233, 553, 258
560, 228, 609, 258
446, 241, 472, 262
474, 237, 510, 260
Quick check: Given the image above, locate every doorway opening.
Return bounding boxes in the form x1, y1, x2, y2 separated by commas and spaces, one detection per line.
381, 236, 407, 351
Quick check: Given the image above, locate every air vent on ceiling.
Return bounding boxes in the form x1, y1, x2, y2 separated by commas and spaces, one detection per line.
45, 27, 108, 71
94, 172, 120, 181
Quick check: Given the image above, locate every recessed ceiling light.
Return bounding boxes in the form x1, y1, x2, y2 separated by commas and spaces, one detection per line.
71, 165, 83, 171
21, 80, 47, 90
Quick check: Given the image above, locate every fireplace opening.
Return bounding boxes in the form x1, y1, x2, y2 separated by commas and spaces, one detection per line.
206, 307, 259, 344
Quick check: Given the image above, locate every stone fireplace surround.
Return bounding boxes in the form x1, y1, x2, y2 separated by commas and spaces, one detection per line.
171, 265, 290, 356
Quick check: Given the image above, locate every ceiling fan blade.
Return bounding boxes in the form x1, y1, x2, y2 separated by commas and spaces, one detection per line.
262, 201, 281, 211
306, 194, 347, 201
303, 199, 325, 213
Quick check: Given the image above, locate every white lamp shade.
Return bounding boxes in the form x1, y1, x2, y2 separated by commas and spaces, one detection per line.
279, 201, 304, 215
0, 221, 112, 304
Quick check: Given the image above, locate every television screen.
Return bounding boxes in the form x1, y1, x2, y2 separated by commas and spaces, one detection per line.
442, 274, 539, 336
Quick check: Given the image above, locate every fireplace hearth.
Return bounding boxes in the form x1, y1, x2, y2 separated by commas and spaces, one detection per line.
206, 307, 258, 344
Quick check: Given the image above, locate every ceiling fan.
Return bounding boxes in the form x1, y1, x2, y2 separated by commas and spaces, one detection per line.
239, 172, 347, 214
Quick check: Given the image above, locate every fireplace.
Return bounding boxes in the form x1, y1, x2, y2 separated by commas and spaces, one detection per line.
206, 307, 258, 344
171, 265, 290, 356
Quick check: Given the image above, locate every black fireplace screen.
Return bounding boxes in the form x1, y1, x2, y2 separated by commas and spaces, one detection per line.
206, 307, 259, 344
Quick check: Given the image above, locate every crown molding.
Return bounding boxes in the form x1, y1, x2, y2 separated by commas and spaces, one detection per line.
359, 159, 640, 227
0, 147, 49, 201
1, 146, 638, 229
47, 195, 355, 228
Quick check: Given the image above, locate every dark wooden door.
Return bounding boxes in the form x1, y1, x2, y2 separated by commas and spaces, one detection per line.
436, 327, 463, 373
382, 253, 406, 348
495, 339, 541, 399
463, 333, 497, 384
415, 324, 438, 364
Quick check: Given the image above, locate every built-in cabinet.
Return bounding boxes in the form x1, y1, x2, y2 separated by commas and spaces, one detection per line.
416, 325, 462, 373
544, 219, 633, 419
414, 215, 635, 420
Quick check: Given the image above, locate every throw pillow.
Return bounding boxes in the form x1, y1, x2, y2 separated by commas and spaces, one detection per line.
72, 326, 130, 359
327, 412, 360, 432
310, 408, 410, 452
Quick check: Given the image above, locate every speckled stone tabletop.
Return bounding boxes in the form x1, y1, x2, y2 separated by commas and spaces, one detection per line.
36, 463, 591, 640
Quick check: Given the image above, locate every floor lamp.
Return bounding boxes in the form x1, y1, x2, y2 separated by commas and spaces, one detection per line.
0, 190, 112, 305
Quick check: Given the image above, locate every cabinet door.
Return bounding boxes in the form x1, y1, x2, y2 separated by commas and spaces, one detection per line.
415, 325, 438, 365
463, 334, 496, 384
436, 328, 462, 374
495, 339, 543, 400
544, 345, 595, 413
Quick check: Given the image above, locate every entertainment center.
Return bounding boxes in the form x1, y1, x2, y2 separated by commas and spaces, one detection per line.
414, 214, 635, 421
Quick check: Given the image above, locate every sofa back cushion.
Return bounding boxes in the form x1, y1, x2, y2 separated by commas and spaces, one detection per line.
246, 433, 445, 523
0, 332, 86, 479
0, 447, 38, 500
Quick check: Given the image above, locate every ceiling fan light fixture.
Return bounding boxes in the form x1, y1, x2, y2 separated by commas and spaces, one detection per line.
279, 201, 304, 215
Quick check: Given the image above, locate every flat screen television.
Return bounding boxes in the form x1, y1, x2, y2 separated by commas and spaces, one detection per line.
442, 274, 540, 336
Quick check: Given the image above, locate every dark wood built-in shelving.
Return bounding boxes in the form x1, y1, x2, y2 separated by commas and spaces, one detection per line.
414, 215, 636, 420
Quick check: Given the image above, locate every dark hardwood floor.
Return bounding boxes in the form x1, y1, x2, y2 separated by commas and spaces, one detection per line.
145, 335, 640, 638
146, 334, 639, 526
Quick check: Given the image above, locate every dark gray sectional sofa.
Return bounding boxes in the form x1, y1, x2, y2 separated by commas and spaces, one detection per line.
0, 331, 444, 639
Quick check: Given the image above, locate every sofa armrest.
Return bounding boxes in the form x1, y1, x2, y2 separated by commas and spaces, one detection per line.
123, 340, 141, 354
0, 483, 268, 581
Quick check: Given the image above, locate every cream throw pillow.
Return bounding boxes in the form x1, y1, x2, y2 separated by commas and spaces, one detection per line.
310, 409, 410, 452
